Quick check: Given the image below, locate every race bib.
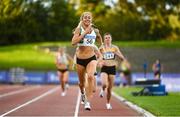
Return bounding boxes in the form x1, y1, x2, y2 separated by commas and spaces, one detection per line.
103, 52, 115, 60
78, 30, 96, 46
83, 38, 95, 46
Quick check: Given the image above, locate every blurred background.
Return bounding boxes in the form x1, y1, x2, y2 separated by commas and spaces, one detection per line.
0, 0, 179, 44
0, 0, 180, 89
0, 1, 180, 116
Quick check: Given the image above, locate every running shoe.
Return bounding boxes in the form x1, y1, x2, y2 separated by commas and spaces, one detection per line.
84, 101, 91, 111
99, 89, 104, 98
65, 83, 69, 90
106, 103, 112, 110
61, 91, 66, 96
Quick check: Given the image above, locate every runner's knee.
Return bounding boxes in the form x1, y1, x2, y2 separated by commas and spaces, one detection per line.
107, 86, 112, 92
102, 84, 107, 89
87, 73, 94, 80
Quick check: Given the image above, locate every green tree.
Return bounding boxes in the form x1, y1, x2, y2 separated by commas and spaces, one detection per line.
0, 0, 78, 45
0, 0, 24, 19
98, 0, 179, 41
48, 0, 78, 41
135, 0, 180, 40
0, 0, 25, 45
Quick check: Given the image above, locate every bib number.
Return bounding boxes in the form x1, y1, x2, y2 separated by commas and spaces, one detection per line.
103, 52, 115, 60
83, 38, 95, 46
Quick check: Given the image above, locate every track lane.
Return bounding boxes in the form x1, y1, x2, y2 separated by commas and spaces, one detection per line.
0, 85, 22, 90
0, 85, 27, 95
0, 85, 55, 115
78, 87, 142, 116
0, 86, 40, 98
1, 86, 59, 117
7, 86, 79, 116
0, 85, 143, 116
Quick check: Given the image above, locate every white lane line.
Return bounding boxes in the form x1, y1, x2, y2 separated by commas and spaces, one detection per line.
112, 91, 155, 117
74, 90, 81, 117
0, 86, 59, 117
0, 86, 41, 98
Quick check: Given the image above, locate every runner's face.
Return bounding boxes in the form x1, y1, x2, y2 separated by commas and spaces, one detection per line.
59, 48, 64, 54
104, 35, 112, 44
156, 60, 160, 64
82, 13, 92, 26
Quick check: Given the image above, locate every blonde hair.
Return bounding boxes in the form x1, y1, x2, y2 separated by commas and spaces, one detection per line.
78, 12, 93, 28
58, 46, 66, 53
72, 12, 96, 34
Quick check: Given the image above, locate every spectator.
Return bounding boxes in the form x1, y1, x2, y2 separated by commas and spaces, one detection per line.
119, 60, 132, 87
152, 59, 162, 79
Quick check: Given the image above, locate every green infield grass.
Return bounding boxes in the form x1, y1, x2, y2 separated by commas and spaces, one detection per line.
0, 42, 70, 70
114, 40, 180, 48
0, 40, 179, 70
113, 86, 180, 116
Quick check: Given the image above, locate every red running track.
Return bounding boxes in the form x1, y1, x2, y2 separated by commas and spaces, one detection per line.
0, 85, 142, 116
